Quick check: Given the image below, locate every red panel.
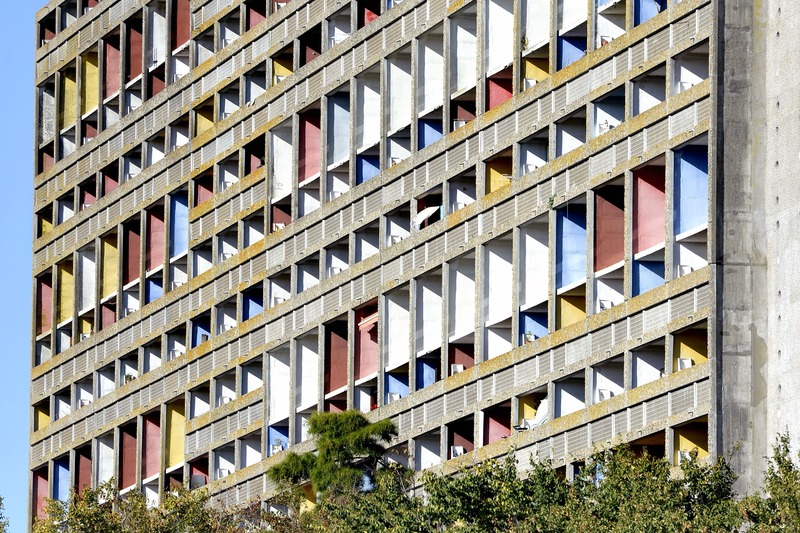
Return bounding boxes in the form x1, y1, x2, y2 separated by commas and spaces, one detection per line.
103, 169, 119, 195
303, 43, 321, 65
453, 102, 476, 121
101, 303, 116, 330
355, 307, 379, 380
126, 21, 143, 82
325, 399, 347, 412
33, 470, 48, 520
299, 111, 321, 181
37, 276, 53, 335
194, 174, 214, 206
363, 8, 379, 24
146, 208, 165, 272
149, 71, 166, 97
247, 6, 266, 30
171, 0, 191, 50
483, 407, 511, 445
119, 426, 137, 489
81, 188, 97, 208
448, 344, 474, 369
83, 122, 98, 141
40, 150, 55, 173
486, 71, 513, 111
86, 0, 99, 6
271, 204, 292, 229
324, 322, 348, 393
190, 460, 209, 486
75, 448, 92, 497
449, 420, 474, 452
594, 188, 625, 272
104, 38, 121, 98
633, 166, 666, 254
142, 414, 161, 479
123, 226, 141, 285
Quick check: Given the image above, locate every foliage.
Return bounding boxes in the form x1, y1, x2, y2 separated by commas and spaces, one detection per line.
33, 482, 243, 533
741, 432, 800, 531
267, 410, 397, 495
30, 423, 800, 533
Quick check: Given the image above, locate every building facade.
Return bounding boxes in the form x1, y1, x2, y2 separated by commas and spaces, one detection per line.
29, 0, 798, 526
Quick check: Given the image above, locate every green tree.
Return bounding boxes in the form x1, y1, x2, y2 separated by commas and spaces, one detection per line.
267, 410, 397, 496
741, 432, 800, 531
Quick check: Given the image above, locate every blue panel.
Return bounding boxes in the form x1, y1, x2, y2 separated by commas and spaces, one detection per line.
54, 458, 69, 501
356, 155, 380, 185
418, 119, 443, 150
520, 312, 548, 341
556, 205, 587, 289
558, 36, 586, 70
145, 279, 163, 303
243, 292, 264, 320
268, 426, 289, 454
328, 93, 350, 165
192, 320, 210, 347
674, 145, 708, 235
634, 0, 666, 26
633, 260, 664, 296
169, 192, 189, 257
416, 359, 438, 390
385, 373, 409, 402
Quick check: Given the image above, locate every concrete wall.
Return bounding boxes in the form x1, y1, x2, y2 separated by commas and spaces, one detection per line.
718, 0, 800, 494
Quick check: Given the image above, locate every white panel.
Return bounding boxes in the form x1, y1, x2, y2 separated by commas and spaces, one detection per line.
385, 287, 411, 369
356, 73, 381, 149
270, 125, 292, 200
296, 336, 318, 410
416, 276, 442, 355
633, 348, 664, 388
448, 255, 475, 341
78, 247, 96, 311
559, 0, 588, 31
418, 30, 444, 115
241, 437, 262, 468
555, 380, 585, 417
523, 0, 550, 51
148, 4, 168, 66
415, 437, 441, 470
520, 222, 549, 309
269, 348, 291, 421
388, 51, 412, 133
451, 12, 477, 95
97, 435, 114, 484
484, 239, 513, 326
486, 0, 514, 75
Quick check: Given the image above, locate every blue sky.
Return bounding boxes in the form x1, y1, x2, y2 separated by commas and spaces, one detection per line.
0, 3, 41, 530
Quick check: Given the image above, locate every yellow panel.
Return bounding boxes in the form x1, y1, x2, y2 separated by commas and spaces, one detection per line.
674, 425, 708, 463
57, 263, 74, 324
34, 407, 50, 432
79, 317, 93, 335
486, 161, 512, 194
300, 484, 316, 512
523, 58, 549, 82
518, 395, 540, 423
166, 402, 186, 468
672, 329, 708, 371
557, 294, 586, 329
81, 53, 99, 115
101, 235, 118, 298
196, 107, 214, 135
39, 217, 53, 236
61, 69, 78, 129
273, 57, 293, 84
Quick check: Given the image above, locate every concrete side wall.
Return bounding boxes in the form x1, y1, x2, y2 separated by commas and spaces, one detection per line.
719, 0, 800, 494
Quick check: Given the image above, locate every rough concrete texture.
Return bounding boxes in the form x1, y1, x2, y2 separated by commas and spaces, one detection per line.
719, 0, 800, 494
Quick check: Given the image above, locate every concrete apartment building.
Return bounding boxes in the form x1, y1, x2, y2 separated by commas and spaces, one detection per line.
28, 0, 799, 526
